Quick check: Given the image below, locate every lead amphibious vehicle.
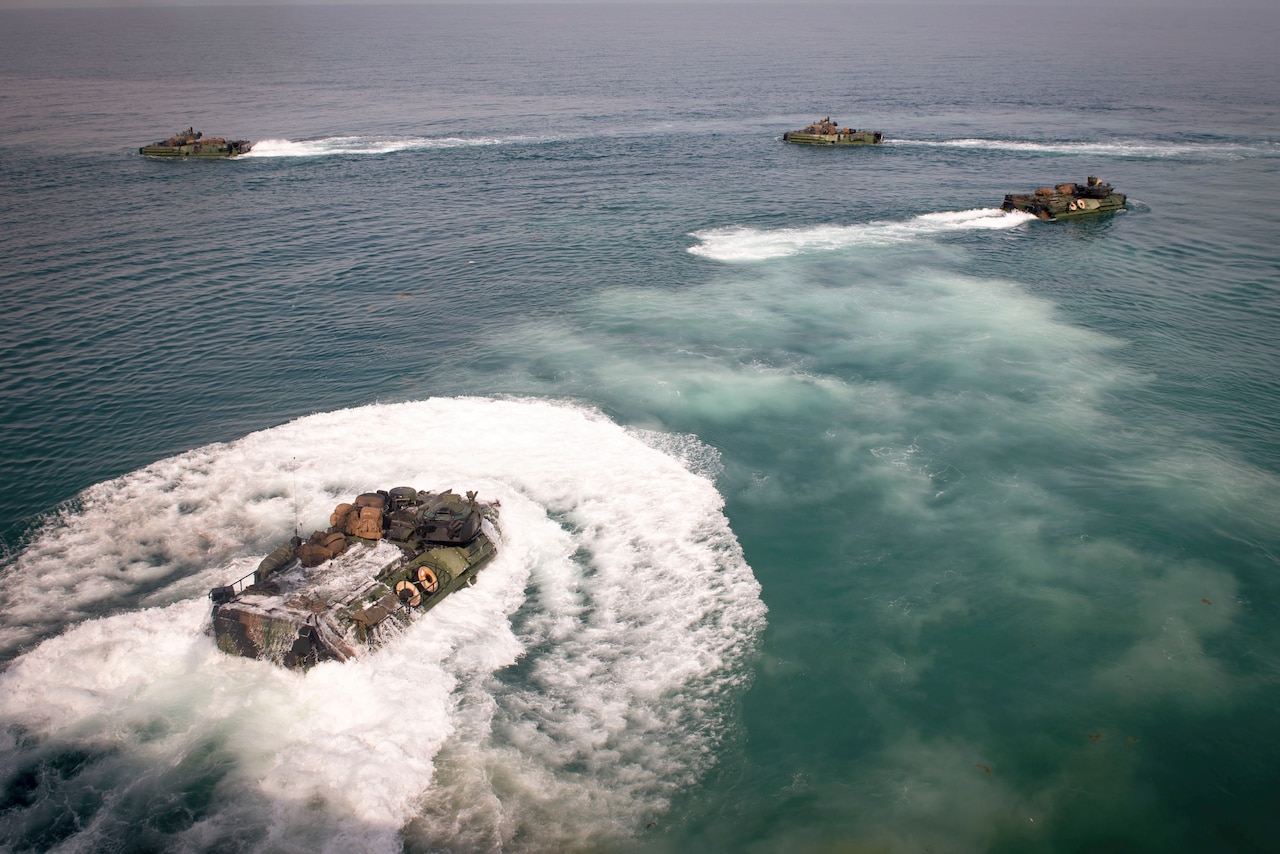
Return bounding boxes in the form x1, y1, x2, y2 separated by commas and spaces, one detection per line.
782, 117, 883, 146
209, 487, 499, 669
1002, 176, 1126, 220
140, 127, 252, 158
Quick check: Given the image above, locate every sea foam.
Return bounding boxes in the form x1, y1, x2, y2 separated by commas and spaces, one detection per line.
0, 397, 765, 853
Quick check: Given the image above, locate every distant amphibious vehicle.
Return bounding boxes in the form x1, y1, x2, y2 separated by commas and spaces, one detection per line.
140, 127, 252, 158
1002, 176, 1126, 220
782, 117, 883, 146
209, 487, 499, 669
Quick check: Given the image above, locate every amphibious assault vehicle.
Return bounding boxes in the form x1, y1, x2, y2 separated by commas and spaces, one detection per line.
209, 487, 499, 669
1002, 176, 1126, 220
782, 117, 883, 146
140, 127, 252, 158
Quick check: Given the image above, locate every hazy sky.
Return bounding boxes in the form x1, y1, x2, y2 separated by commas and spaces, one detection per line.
0, 0, 1256, 9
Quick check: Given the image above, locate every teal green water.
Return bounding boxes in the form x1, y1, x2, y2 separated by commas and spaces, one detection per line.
2, 4, 1280, 852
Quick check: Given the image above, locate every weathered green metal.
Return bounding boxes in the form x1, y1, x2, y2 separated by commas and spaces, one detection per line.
209, 487, 499, 669
783, 117, 883, 146
1002, 176, 1126, 221
140, 127, 251, 158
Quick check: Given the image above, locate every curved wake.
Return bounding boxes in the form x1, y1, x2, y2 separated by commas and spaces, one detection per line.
0, 398, 765, 853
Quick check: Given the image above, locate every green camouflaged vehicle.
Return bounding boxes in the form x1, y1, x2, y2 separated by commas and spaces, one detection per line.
1002, 176, 1126, 220
209, 487, 499, 669
782, 117, 883, 146
140, 127, 252, 158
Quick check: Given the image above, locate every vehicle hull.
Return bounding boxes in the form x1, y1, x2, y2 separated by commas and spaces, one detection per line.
139, 142, 250, 158
209, 488, 499, 669
782, 130, 883, 145
140, 128, 251, 158
1001, 177, 1126, 221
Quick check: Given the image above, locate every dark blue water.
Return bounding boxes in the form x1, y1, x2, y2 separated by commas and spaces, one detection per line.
2, 4, 1279, 852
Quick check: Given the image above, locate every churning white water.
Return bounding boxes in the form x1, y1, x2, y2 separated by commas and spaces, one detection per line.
0, 398, 766, 853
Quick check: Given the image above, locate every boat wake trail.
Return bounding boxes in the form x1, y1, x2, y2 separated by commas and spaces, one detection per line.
0, 398, 765, 854
688, 208, 1035, 262
890, 138, 1280, 160
241, 134, 548, 157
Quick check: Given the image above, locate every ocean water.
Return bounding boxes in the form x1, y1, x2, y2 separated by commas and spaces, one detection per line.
2, 3, 1280, 852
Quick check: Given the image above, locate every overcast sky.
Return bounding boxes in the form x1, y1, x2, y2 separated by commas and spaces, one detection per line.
0, 0, 1262, 9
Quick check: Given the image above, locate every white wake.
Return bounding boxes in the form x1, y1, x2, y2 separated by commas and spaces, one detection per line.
688, 208, 1036, 262
0, 397, 765, 853
241, 134, 546, 158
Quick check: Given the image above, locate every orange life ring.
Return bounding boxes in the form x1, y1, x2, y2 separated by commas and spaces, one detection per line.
416, 566, 439, 594
394, 579, 422, 608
